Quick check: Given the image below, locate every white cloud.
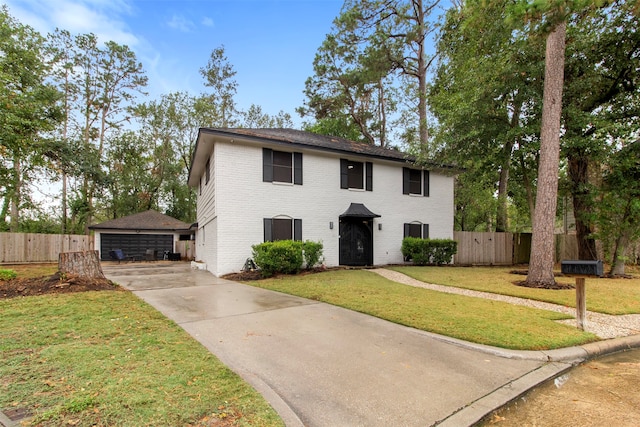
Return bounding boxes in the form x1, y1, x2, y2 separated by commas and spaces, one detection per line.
201, 16, 214, 27
4, 0, 139, 46
167, 14, 195, 32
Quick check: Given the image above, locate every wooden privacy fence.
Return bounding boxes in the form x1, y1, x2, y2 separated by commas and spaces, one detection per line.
454, 231, 517, 265
0, 233, 94, 263
454, 231, 579, 266
174, 240, 195, 261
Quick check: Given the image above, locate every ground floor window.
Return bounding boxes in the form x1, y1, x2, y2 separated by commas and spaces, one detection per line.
264, 217, 302, 241
404, 223, 429, 239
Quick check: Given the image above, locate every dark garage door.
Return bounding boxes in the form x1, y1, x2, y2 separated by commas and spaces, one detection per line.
100, 234, 173, 261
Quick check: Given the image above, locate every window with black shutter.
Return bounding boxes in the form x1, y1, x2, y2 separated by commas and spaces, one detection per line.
263, 218, 302, 241
263, 148, 302, 184
340, 159, 372, 191
403, 167, 429, 196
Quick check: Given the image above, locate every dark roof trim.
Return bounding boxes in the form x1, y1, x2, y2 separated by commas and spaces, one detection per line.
339, 203, 381, 219
89, 227, 194, 233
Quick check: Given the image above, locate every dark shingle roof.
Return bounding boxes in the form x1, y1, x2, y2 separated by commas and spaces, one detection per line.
89, 210, 192, 232
339, 203, 381, 218
188, 128, 459, 187
203, 128, 412, 162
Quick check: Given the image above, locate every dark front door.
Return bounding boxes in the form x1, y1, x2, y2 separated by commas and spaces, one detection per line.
339, 219, 373, 266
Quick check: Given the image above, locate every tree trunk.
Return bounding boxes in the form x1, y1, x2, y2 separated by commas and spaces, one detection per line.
417, 0, 429, 152
10, 157, 21, 232
378, 80, 387, 148
609, 232, 628, 276
518, 151, 536, 226
526, 21, 566, 287
58, 250, 106, 279
568, 154, 598, 260
496, 140, 513, 232
62, 170, 67, 235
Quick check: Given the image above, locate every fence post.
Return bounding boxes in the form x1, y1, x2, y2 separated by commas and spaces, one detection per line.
576, 277, 586, 330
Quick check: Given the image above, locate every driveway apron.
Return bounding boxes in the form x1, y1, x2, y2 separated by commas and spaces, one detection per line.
103, 263, 557, 427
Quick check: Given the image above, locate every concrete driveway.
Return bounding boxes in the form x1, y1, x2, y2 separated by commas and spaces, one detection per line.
103, 262, 574, 427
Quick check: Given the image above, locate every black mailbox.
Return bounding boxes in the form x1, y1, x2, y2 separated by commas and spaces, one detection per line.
561, 260, 603, 277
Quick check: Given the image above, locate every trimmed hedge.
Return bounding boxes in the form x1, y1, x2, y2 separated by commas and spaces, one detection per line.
301, 240, 323, 270
401, 237, 457, 266
252, 240, 324, 277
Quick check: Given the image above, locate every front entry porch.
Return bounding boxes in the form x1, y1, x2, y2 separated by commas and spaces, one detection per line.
338, 203, 380, 267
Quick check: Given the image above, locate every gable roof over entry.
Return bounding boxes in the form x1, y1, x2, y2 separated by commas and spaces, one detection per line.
340, 203, 381, 219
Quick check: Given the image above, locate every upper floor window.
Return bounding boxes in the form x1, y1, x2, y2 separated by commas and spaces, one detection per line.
263, 148, 302, 184
403, 167, 429, 196
404, 222, 429, 239
205, 157, 211, 184
340, 159, 373, 191
263, 217, 302, 241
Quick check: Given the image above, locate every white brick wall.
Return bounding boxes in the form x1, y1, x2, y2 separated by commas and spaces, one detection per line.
196, 139, 455, 276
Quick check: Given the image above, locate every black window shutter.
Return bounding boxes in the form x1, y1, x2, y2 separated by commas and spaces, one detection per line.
403, 223, 410, 238
294, 219, 302, 241
340, 159, 348, 189
403, 167, 410, 195
423, 224, 429, 239
423, 170, 430, 197
294, 152, 303, 185
366, 162, 373, 191
263, 148, 273, 182
263, 218, 272, 242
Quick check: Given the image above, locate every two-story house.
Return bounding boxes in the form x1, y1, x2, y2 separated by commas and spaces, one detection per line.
187, 128, 455, 277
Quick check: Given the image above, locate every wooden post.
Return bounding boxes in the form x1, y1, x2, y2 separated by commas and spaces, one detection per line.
576, 277, 586, 330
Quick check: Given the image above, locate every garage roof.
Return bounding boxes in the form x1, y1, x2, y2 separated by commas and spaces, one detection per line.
89, 210, 193, 232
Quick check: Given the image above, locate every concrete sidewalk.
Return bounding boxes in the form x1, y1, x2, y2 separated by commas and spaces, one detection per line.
103, 263, 640, 427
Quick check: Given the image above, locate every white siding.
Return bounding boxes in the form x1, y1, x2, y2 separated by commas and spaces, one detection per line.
195, 145, 217, 269
200, 140, 454, 276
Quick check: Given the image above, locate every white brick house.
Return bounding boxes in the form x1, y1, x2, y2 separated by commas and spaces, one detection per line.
187, 128, 455, 277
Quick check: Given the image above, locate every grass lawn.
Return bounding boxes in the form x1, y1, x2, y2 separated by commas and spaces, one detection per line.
389, 265, 640, 315
245, 269, 598, 350
0, 289, 283, 426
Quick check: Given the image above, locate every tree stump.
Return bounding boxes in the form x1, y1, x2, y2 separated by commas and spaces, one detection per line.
58, 250, 106, 279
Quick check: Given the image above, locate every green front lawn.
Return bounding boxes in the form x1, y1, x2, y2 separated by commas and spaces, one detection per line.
390, 266, 640, 315
246, 269, 598, 350
0, 291, 283, 427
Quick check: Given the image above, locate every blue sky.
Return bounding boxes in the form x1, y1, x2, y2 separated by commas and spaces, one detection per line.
4, 0, 345, 127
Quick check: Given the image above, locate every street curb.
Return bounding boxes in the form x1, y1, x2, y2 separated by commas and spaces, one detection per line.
577, 334, 640, 359
411, 325, 640, 363
431, 333, 640, 426
435, 361, 574, 427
